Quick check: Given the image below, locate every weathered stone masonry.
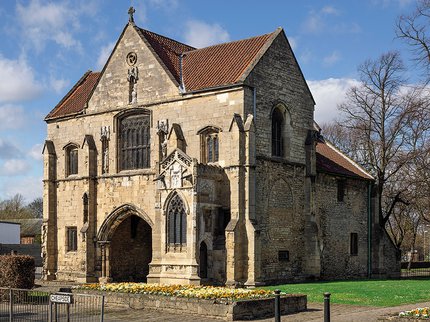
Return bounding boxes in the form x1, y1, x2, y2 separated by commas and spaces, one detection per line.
43, 12, 399, 285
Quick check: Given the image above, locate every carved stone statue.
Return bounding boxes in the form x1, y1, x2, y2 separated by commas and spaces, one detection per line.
161, 138, 168, 159
127, 66, 138, 104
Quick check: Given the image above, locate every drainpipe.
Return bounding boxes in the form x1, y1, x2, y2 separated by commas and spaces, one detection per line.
251, 87, 257, 219
179, 53, 186, 93
252, 87, 256, 118
368, 181, 372, 278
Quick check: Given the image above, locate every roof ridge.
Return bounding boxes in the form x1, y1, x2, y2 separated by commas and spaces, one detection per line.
236, 28, 282, 84
323, 140, 373, 180
138, 27, 195, 54
184, 30, 277, 54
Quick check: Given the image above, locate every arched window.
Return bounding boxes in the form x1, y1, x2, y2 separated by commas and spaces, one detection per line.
118, 113, 150, 170
198, 126, 220, 164
272, 108, 284, 157
65, 144, 79, 176
167, 193, 187, 246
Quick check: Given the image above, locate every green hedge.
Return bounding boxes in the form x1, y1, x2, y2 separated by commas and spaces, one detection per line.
0, 255, 35, 289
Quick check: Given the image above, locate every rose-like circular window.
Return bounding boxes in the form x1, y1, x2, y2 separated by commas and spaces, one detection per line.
126, 52, 137, 66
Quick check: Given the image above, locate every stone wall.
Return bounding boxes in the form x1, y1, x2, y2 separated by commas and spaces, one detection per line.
256, 159, 308, 284
243, 30, 317, 284
244, 31, 314, 163
43, 22, 399, 285
316, 174, 369, 279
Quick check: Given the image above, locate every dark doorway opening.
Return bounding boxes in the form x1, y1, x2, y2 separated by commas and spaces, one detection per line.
199, 241, 208, 279
110, 215, 152, 282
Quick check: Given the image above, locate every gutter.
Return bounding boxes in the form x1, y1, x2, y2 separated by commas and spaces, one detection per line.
182, 83, 244, 95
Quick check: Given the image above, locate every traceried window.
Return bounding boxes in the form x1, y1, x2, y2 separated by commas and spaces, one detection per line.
118, 113, 150, 170
65, 145, 78, 176
198, 126, 220, 164
167, 193, 187, 246
67, 227, 77, 252
272, 107, 284, 157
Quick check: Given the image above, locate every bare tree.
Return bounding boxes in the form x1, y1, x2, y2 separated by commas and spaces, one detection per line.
0, 194, 32, 219
397, 0, 430, 80
26, 197, 43, 218
338, 52, 424, 230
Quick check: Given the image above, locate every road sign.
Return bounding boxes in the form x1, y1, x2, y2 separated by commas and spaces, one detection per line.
50, 294, 72, 304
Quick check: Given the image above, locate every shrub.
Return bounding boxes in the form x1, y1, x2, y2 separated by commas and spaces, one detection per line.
0, 255, 35, 289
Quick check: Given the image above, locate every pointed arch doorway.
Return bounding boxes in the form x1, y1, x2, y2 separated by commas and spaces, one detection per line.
97, 204, 153, 282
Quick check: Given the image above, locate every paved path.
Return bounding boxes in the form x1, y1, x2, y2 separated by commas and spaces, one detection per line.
35, 281, 429, 321
103, 301, 430, 321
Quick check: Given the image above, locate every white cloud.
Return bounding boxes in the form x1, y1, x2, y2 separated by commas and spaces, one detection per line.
28, 144, 44, 161
321, 6, 340, 15
302, 6, 360, 35
16, 0, 84, 51
50, 78, 70, 94
0, 105, 27, 129
148, 0, 178, 10
0, 159, 29, 176
184, 20, 230, 48
371, 0, 414, 8
288, 37, 298, 51
302, 13, 324, 34
307, 78, 360, 124
96, 42, 116, 70
0, 139, 23, 160
323, 51, 341, 67
299, 49, 313, 64
0, 56, 42, 103
0, 176, 43, 202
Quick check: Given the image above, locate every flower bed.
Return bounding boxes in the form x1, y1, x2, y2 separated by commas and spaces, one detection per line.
76, 282, 273, 301
399, 307, 430, 319
74, 283, 307, 320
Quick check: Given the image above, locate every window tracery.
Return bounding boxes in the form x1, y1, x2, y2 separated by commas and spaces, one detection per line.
167, 193, 187, 246
118, 113, 150, 170
198, 126, 220, 164
65, 144, 78, 176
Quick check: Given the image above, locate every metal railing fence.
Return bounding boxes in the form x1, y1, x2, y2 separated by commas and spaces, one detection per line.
401, 261, 430, 278
0, 287, 104, 322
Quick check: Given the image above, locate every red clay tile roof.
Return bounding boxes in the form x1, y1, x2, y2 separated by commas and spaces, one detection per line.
138, 27, 274, 91
46, 26, 276, 120
45, 71, 101, 120
316, 141, 373, 180
138, 28, 195, 82
182, 33, 273, 91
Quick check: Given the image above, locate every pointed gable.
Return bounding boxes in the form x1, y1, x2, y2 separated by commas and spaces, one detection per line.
44, 25, 281, 120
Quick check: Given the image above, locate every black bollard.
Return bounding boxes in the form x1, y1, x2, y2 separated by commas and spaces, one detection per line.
324, 292, 331, 322
274, 289, 281, 322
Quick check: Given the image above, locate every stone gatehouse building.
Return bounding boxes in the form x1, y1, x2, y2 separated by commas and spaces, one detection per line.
42, 10, 399, 285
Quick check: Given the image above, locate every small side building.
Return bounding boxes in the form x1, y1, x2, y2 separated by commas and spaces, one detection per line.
0, 221, 20, 244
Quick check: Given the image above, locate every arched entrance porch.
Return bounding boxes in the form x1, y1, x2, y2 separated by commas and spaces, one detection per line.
97, 204, 153, 282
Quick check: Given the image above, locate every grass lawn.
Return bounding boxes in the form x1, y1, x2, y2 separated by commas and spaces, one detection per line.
263, 279, 430, 307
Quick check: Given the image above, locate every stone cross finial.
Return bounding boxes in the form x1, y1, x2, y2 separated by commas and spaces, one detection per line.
128, 6, 135, 23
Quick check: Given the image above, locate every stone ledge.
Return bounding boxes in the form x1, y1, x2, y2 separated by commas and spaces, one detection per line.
75, 289, 307, 320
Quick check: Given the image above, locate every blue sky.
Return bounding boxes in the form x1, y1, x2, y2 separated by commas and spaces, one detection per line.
0, 0, 418, 202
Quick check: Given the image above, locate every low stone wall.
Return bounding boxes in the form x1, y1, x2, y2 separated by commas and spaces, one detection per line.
76, 290, 307, 320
